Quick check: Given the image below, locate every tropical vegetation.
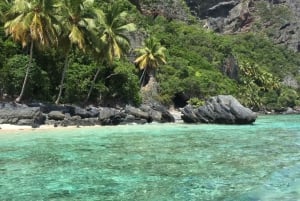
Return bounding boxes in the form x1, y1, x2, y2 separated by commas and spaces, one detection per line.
0, 0, 300, 111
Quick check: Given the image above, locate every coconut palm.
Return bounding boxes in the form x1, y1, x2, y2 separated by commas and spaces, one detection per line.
134, 37, 166, 88
0, 0, 10, 23
84, 3, 136, 104
4, 0, 58, 102
54, 0, 100, 104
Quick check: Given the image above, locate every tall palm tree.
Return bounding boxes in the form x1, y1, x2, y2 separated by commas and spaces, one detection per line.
4, 0, 58, 102
134, 37, 166, 89
54, 0, 99, 104
84, 3, 136, 104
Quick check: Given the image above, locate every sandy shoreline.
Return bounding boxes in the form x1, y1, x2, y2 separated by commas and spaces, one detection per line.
0, 124, 82, 131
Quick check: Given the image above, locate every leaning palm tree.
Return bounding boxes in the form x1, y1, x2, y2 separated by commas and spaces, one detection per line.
54, 0, 100, 104
134, 37, 166, 89
5, 0, 58, 102
84, 3, 136, 104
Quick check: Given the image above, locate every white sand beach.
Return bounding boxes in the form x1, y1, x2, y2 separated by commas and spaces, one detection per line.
0, 123, 110, 132
0, 124, 81, 131
0, 124, 49, 131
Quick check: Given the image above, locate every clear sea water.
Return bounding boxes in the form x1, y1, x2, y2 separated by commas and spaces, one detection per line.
0, 115, 300, 201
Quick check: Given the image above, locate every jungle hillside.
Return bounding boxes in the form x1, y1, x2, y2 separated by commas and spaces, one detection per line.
1, 0, 300, 112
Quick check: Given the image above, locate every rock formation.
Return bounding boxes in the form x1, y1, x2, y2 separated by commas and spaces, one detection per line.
181, 95, 257, 124
0, 102, 175, 128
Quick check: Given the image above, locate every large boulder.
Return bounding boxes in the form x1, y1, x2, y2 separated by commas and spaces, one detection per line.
125, 105, 151, 122
140, 103, 175, 123
181, 95, 257, 124
98, 107, 126, 125
0, 102, 44, 126
48, 111, 65, 120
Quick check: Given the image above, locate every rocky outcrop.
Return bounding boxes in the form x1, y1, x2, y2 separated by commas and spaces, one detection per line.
129, 0, 299, 52
128, 0, 189, 21
181, 95, 257, 124
221, 55, 239, 81
0, 103, 44, 126
48, 111, 65, 121
276, 0, 300, 52
0, 102, 175, 128
200, 0, 254, 33
185, 0, 300, 52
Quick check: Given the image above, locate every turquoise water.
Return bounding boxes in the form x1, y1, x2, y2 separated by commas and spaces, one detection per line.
0, 115, 300, 201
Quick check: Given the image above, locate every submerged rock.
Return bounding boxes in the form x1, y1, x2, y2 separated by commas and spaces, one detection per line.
181, 95, 257, 124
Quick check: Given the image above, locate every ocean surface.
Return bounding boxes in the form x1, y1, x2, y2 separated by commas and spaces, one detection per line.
0, 115, 300, 201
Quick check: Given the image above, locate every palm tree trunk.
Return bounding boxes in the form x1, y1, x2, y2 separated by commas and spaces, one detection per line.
139, 68, 147, 86
15, 40, 34, 103
55, 52, 69, 105
84, 67, 101, 104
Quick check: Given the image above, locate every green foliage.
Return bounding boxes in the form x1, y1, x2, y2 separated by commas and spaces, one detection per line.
237, 61, 281, 110
188, 97, 204, 107
141, 17, 300, 109
64, 62, 96, 103
278, 87, 299, 108
63, 59, 141, 106
0, 38, 20, 68
0, 54, 50, 100
104, 60, 141, 106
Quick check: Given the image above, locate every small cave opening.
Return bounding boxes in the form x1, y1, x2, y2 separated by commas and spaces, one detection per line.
173, 92, 189, 108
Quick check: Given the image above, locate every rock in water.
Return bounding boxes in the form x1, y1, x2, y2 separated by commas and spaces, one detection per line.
181, 95, 257, 124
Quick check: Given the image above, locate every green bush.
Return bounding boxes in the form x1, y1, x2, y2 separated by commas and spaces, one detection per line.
0, 54, 51, 100
64, 62, 96, 103
278, 87, 299, 108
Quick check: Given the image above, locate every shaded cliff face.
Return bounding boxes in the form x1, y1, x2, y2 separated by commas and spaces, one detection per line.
283, 0, 300, 51
185, 0, 240, 18
129, 0, 300, 52
186, 0, 300, 52
128, 0, 189, 21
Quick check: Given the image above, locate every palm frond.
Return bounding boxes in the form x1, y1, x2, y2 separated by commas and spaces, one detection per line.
134, 36, 167, 71
69, 25, 85, 50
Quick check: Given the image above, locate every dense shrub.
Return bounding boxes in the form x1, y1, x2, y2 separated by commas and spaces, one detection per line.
0, 55, 51, 101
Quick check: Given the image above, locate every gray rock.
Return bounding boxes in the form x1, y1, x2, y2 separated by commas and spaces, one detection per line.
98, 107, 126, 125
182, 95, 257, 124
140, 103, 175, 123
125, 105, 150, 121
283, 107, 295, 114
17, 119, 34, 126
98, 107, 121, 120
40, 104, 75, 114
71, 115, 82, 121
0, 103, 44, 125
86, 106, 100, 118
181, 105, 201, 123
48, 111, 65, 120
74, 106, 93, 118
282, 74, 299, 89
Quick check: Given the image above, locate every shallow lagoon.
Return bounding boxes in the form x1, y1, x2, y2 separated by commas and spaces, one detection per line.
1, 115, 300, 201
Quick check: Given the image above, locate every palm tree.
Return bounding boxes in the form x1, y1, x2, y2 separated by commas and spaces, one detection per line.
4, 0, 58, 102
54, 0, 99, 104
0, 0, 10, 23
134, 37, 166, 89
84, 3, 136, 104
